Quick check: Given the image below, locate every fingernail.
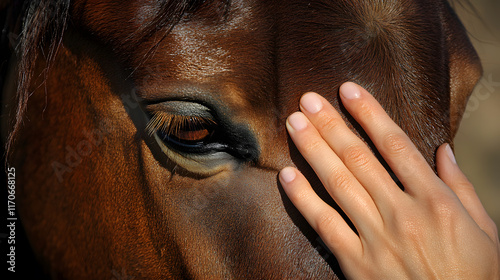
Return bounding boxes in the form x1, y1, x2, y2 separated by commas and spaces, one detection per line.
340, 82, 361, 99
301, 92, 323, 114
445, 144, 457, 164
287, 112, 308, 131
280, 167, 296, 183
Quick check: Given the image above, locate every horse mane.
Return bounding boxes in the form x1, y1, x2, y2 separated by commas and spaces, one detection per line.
1, 0, 230, 159
1, 0, 69, 160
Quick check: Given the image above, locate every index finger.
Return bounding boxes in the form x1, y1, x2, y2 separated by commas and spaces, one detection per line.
338, 82, 443, 197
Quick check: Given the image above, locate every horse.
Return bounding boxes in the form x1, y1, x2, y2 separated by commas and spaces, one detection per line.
1, 0, 481, 279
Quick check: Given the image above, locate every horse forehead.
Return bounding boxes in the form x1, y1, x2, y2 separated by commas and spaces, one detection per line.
75, 0, 436, 93
155, 0, 440, 107
75, 0, 450, 148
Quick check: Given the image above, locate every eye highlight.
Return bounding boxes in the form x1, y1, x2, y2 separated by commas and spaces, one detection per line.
145, 111, 217, 146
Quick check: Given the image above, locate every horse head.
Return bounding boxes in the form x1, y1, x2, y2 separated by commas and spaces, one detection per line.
2, 0, 481, 279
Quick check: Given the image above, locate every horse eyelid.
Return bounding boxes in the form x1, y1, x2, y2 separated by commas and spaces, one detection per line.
145, 111, 217, 138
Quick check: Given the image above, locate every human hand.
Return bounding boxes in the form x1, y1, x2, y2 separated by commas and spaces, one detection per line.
279, 82, 500, 279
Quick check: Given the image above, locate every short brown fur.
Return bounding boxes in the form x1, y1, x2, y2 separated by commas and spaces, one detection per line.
1, 0, 481, 279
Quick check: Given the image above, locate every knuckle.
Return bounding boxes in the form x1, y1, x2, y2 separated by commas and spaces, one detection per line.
383, 132, 410, 156
427, 191, 460, 220
489, 220, 499, 238
315, 212, 338, 237
317, 113, 343, 132
343, 144, 371, 170
454, 177, 474, 191
326, 168, 351, 192
452, 185, 476, 203
288, 187, 310, 203
301, 139, 323, 155
485, 218, 499, 238
357, 102, 377, 121
432, 200, 456, 220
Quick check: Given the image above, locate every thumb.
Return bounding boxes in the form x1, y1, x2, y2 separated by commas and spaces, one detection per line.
437, 143, 498, 239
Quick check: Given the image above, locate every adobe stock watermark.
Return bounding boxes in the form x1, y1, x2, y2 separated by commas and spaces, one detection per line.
5, 167, 17, 273
111, 267, 135, 280
463, 72, 500, 119
50, 89, 144, 183
298, 236, 334, 276
49, 64, 161, 183
50, 118, 113, 182
48, 60, 158, 183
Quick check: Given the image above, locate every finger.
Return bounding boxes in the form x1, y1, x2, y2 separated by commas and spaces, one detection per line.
338, 82, 442, 197
436, 144, 499, 239
299, 92, 403, 215
279, 167, 362, 260
286, 112, 382, 234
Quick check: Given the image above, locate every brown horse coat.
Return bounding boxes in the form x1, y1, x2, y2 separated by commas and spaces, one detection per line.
2, 0, 481, 279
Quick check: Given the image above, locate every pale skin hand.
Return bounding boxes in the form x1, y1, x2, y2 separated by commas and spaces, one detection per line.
279, 82, 500, 279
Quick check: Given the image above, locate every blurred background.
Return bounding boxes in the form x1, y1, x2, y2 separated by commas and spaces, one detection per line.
451, 0, 500, 229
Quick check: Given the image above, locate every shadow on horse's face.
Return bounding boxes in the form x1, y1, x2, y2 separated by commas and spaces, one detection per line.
6, 0, 481, 279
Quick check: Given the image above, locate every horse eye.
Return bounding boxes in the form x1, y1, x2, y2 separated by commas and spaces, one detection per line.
146, 111, 219, 152
169, 117, 213, 142
159, 115, 216, 146
143, 100, 258, 162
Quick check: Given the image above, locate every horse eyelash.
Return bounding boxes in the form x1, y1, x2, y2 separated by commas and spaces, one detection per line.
145, 112, 216, 137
